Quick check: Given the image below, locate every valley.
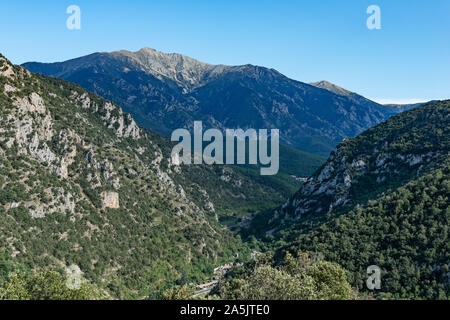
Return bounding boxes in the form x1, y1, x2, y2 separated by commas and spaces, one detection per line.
0, 48, 448, 300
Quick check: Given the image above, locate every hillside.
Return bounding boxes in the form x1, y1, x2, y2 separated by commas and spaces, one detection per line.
309, 81, 354, 96
23, 48, 403, 156
0, 53, 315, 298
309, 80, 420, 117
248, 100, 449, 298
284, 163, 450, 299
381, 102, 429, 117
267, 101, 449, 230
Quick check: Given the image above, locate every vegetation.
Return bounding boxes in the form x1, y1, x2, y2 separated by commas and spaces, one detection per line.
217, 252, 354, 300
283, 164, 450, 299
2, 53, 448, 301
246, 101, 450, 299
160, 284, 195, 300
0, 270, 107, 300
0, 55, 250, 298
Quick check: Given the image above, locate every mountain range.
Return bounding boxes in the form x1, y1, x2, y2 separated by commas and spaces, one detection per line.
23, 48, 416, 156
1, 47, 447, 300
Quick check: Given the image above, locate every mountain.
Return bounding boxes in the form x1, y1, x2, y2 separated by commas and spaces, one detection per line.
309, 81, 353, 96
285, 163, 450, 299
0, 53, 321, 298
381, 102, 430, 116
271, 100, 449, 226
23, 48, 404, 157
309, 80, 422, 117
251, 100, 450, 299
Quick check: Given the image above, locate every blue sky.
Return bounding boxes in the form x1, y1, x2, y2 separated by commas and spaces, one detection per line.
1, 0, 449, 104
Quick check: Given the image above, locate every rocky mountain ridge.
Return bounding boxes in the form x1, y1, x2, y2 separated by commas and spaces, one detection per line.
23, 47, 407, 156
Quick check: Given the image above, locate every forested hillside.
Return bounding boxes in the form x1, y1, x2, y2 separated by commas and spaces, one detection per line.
284, 163, 449, 299
1, 53, 312, 298
266, 101, 449, 234
246, 100, 449, 299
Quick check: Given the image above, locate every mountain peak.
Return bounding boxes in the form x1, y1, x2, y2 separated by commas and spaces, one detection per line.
110, 47, 217, 89
0, 54, 17, 78
310, 80, 353, 96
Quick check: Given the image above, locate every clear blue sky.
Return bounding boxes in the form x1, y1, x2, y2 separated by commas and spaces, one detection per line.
1, 0, 449, 103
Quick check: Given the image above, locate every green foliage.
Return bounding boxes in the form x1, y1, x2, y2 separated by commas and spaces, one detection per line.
0, 56, 251, 298
0, 250, 17, 286
285, 164, 450, 299
219, 252, 353, 300
0, 269, 108, 300
160, 285, 195, 300
249, 100, 450, 300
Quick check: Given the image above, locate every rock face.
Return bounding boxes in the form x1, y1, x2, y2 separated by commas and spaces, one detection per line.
112, 47, 220, 91
0, 55, 16, 78
268, 100, 450, 231
23, 48, 408, 156
101, 191, 119, 209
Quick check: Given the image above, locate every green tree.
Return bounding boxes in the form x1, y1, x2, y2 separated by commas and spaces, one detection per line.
0, 270, 108, 300
219, 252, 354, 300
160, 285, 195, 300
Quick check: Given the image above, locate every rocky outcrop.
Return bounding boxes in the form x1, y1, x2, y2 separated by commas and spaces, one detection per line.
85, 150, 120, 189
0, 55, 15, 78
113, 47, 218, 91
101, 102, 141, 139
101, 191, 120, 209
71, 92, 141, 140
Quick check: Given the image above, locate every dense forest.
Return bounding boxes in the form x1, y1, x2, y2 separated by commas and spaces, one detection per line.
283, 163, 449, 299
243, 101, 450, 299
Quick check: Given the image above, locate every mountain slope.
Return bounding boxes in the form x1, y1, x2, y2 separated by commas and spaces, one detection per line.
381, 102, 429, 117
285, 163, 450, 299
310, 80, 423, 117
23, 48, 403, 156
309, 81, 353, 96
263, 100, 449, 235
250, 100, 449, 298
0, 53, 307, 298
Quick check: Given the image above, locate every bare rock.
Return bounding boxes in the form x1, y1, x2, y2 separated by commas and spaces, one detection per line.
102, 191, 120, 209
